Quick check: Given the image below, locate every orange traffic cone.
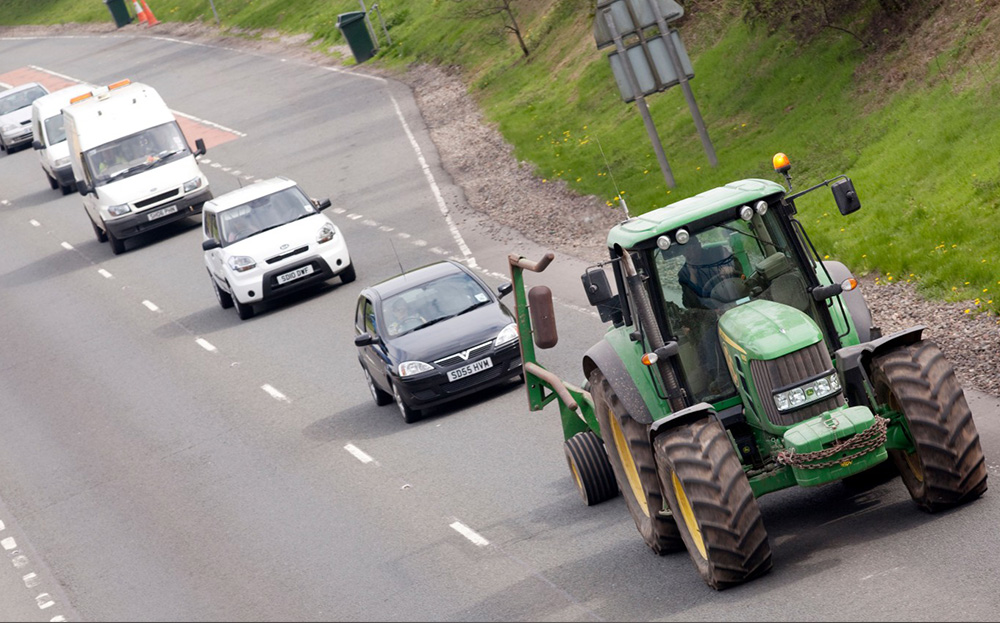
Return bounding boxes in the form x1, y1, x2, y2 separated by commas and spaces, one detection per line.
133, 0, 148, 24
139, 0, 160, 26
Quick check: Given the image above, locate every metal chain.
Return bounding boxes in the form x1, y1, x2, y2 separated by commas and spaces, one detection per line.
776, 415, 889, 470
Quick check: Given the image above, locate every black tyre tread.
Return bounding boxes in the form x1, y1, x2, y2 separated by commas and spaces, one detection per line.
362, 365, 393, 406
340, 262, 356, 284
873, 340, 988, 512
564, 431, 619, 506
91, 218, 108, 243
212, 276, 234, 310
654, 419, 772, 590
235, 297, 255, 320
107, 229, 125, 254
47, 172, 59, 189
590, 369, 683, 554
392, 382, 421, 424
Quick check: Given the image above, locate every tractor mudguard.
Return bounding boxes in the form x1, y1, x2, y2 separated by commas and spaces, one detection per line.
835, 326, 925, 408
583, 337, 657, 425
648, 402, 716, 446
822, 260, 874, 343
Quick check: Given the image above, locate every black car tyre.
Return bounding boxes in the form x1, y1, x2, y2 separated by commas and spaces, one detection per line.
90, 217, 108, 243
60, 182, 74, 196
107, 229, 126, 255
872, 340, 988, 511
210, 274, 234, 309
591, 368, 683, 554
564, 431, 619, 506
234, 296, 255, 320
363, 366, 393, 406
392, 381, 421, 424
46, 172, 59, 190
340, 262, 356, 284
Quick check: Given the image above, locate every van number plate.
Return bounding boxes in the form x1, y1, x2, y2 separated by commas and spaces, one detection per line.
447, 357, 493, 382
147, 205, 178, 221
276, 264, 314, 285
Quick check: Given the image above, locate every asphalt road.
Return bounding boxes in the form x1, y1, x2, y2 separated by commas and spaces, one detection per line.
1, 34, 999, 622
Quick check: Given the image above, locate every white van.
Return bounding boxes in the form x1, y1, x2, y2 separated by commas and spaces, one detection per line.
63, 79, 212, 255
31, 84, 92, 195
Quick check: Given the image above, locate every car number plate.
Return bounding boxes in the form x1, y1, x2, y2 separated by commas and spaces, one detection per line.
447, 357, 493, 382
276, 264, 314, 285
147, 205, 178, 221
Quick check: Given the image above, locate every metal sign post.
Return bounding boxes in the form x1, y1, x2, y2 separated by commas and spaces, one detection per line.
601, 9, 675, 190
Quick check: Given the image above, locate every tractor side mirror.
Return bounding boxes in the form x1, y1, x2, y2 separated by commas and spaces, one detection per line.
497, 282, 513, 299
581, 267, 613, 305
194, 138, 207, 157
831, 178, 861, 215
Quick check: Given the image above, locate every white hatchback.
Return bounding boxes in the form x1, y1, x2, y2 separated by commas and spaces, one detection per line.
202, 177, 354, 320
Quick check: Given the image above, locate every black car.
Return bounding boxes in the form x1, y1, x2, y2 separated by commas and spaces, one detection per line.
354, 260, 522, 423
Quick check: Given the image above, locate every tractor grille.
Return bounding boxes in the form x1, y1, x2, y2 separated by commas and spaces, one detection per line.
750, 342, 844, 426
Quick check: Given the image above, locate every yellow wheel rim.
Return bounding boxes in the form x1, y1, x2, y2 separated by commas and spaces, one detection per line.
570, 460, 583, 492
890, 392, 924, 482
672, 472, 707, 559
609, 409, 649, 517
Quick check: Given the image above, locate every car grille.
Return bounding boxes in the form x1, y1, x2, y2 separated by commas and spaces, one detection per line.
266, 245, 309, 265
434, 340, 493, 367
135, 188, 180, 209
749, 341, 844, 427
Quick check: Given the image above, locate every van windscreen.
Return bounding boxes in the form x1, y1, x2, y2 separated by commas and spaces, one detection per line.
84, 122, 191, 186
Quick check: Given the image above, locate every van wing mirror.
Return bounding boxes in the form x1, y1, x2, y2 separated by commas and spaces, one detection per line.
32, 140, 43, 150
194, 138, 207, 157
77, 180, 93, 196
831, 178, 861, 215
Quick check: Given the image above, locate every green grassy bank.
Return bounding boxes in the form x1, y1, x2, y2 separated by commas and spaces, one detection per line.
3, 0, 998, 309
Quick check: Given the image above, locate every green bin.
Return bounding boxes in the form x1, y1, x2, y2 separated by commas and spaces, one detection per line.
337, 11, 377, 64
104, 0, 133, 28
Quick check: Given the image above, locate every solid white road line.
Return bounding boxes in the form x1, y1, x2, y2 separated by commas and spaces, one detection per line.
261, 384, 289, 402
449, 521, 490, 547
195, 338, 217, 353
344, 444, 375, 464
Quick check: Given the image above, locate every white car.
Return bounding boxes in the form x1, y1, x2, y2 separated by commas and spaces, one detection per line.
0, 82, 49, 153
202, 177, 354, 320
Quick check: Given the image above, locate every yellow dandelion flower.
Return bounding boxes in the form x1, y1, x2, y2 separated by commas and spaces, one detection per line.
965, 309, 970, 314
888, 276, 893, 281
542, 179, 548, 183
576, 177, 581, 182
824, 255, 829, 259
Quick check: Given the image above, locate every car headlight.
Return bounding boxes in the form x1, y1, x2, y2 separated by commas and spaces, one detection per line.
54, 156, 71, 167
316, 222, 336, 244
227, 255, 257, 273
183, 177, 203, 193
773, 372, 841, 412
107, 203, 131, 217
494, 323, 519, 347
398, 361, 433, 377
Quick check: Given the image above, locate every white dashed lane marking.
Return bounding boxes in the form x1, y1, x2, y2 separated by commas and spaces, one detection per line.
450, 521, 490, 547
60, 242, 73, 250
98, 269, 113, 279
141, 300, 160, 312
344, 444, 376, 464
261, 384, 289, 403
2, 536, 17, 550
23, 572, 39, 588
35, 593, 55, 609
195, 338, 217, 353
29, 219, 40, 227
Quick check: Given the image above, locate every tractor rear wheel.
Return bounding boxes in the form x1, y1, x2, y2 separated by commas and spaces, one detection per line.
872, 340, 988, 512
653, 418, 772, 590
590, 369, 683, 554
564, 431, 618, 506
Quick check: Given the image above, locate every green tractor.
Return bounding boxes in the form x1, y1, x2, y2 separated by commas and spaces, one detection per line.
507, 153, 988, 590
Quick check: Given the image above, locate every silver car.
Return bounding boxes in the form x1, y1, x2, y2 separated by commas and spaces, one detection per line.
0, 82, 49, 153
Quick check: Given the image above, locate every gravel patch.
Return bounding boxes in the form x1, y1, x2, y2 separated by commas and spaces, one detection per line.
4, 21, 998, 397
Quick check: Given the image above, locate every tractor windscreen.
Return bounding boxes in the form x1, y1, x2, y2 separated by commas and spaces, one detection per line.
650, 208, 822, 404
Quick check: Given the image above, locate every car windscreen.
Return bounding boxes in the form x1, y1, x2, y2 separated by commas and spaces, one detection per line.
84, 122, 190, 186
43, 114, 67, 146
218, 186, 316, 246
381, 271, 492, 338
0, 86, 47, 115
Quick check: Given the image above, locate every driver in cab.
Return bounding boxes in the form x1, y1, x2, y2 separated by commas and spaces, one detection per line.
677, 235, 745, 309
387, 297, 426, 336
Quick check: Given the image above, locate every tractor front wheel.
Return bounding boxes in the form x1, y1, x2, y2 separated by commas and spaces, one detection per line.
872, 340, 988, 512
590, 369, 682, 554
653, 418, 772, 590
563, 431, 618, 506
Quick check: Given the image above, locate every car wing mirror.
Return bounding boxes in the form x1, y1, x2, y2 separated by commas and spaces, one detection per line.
202, 238, 221, 251
831, 178, 861, 215
355, 333, 379, 347
194, 138, 207, 157
497, 282, 513, 299
314, 198, 332, 211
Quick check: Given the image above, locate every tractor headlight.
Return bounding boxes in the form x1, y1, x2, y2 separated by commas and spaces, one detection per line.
227, 255, 257, 273
494, 323, 518, 347
773, 371, 841, 412
316, 222, 336, 244
398, 361, 433, 377
107, 203, 131, 217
